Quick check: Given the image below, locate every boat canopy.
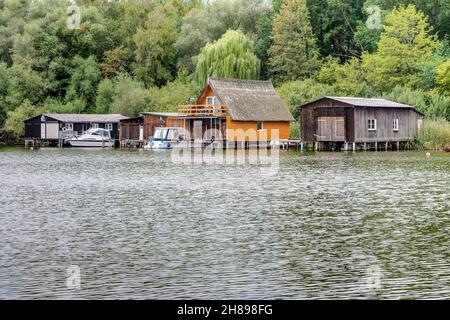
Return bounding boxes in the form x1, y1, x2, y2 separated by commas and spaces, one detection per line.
153, 127, 181, 141
86, 128, 111, 138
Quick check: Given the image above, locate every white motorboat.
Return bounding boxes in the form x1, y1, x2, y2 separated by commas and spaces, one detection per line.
68, 128, 114, 147
143, 127, 184, 150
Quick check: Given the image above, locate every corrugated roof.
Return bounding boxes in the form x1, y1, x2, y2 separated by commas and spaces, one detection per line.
206, 77, 294, 122
324, 96, 416, 108
140, 112, 181, 117
43, 114, 128, 123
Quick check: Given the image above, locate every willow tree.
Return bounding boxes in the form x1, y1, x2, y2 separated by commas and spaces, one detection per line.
195, 30, 261, 87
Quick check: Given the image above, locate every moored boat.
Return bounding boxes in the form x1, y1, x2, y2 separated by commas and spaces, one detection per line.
143, 127, 184, 150
68, 128, 114, 147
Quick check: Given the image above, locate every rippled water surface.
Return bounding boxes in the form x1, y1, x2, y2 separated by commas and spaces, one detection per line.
0, 147, 449, 299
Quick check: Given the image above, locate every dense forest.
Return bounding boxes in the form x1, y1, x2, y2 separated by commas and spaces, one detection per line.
0, 0, 449, 143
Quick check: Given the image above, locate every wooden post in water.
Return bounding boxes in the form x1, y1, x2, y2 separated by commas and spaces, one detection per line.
352, 142, 356, 152
375, 141, 378, 151
385, 141, 388, 151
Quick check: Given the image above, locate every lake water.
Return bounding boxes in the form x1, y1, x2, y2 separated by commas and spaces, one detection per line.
0, 146, 449, 299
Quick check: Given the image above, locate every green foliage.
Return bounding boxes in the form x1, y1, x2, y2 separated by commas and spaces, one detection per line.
362, 5, 439, 92
4, 99, 42, 138
95, 79, 115, 114
174, 0, 271, 72
147, 76, 198, 112
109, 74, 148, 117
0, 0, 450, 144
382, 86, 450, 120
254, 15, 273, 79
436, 60, 450, 94
5, 64, 45, 112
65, 55, 101, 109
276, 79, 335, 119
316, 57, 374, 96
415, 118, 450, 150
307, 0, 366, 60
195, 30, 261, 87
133, 1, 180, 86
290, 121, 301, 139
269, 0, 320, 83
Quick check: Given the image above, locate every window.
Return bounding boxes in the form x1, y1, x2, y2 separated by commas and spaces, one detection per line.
105, 123, 113, 131
206, 96, 222, 115
393, 119, 399, 131
257, 121, 264, 131
206, 96, 221, 105
65, 123, 73, 131
91, 123, 99, 129
368, 119, 377, 131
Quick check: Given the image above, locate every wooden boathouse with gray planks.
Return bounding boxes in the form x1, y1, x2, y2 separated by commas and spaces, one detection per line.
299, 97, 424, 151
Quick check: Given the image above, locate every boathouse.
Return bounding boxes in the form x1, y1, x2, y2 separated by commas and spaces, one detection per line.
24, 113, 128, 141
178, 77, 294, 143
119, 112, 183, 144
299, 97, 424, 151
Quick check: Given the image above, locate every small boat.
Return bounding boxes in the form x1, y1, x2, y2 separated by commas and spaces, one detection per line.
444, 145, 450, 152
68, 128, 114, 147
143, 127, 184, 150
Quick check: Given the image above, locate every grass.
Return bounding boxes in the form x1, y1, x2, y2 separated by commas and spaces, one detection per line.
414, 118, 450, 150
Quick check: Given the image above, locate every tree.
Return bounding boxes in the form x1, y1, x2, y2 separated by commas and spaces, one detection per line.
4, 99, 41, 138
146, 76, 199, 113
5, 64, 45, 112
195, 30, 261, 87
95, 79, 115, 114
268, 0, 320, 83
362, 5, 439, 92
174, 0, 271, 72
254, 15, 273, 79
307, 0, 366, 60
133, 1, 180, 86
65, 55, 101, 110
100, 47, 129, 78
276, 79, 335, 119
316, 57, 374, 96
109, 75, 148, 117
436, 60, 450, 94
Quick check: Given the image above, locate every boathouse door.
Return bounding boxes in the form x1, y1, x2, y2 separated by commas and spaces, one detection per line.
41, 123, 46, 139
317, 116, 345, 141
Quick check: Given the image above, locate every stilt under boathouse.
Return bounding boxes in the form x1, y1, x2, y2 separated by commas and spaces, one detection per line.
298, 97, 424, 151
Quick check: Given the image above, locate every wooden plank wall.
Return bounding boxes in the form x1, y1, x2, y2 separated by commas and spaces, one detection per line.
354, 108, 422, 142
300, 99, 354, 142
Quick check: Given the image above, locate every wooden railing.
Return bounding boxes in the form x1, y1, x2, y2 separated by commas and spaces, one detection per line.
178, 104, 227, 117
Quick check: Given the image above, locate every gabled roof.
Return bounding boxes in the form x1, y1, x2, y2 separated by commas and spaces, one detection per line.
202, 77, 294, 121
325, 96, 416, 108
299, 96, 423, 114
40, 114, 128, 123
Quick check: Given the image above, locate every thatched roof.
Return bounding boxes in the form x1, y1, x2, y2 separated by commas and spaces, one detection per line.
203, 77, 294, 121
42, 114, 128, 123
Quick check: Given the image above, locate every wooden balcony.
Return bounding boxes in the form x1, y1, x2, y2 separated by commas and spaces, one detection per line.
178, 104, 227, 117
